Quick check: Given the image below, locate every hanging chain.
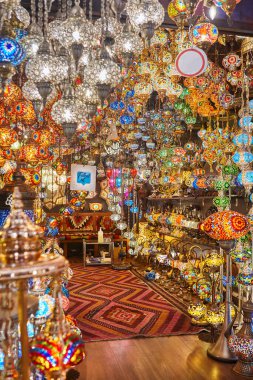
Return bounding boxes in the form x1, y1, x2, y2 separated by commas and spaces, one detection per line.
83, 0, 86, 17
89, 0, 92, 21
67, 0, 73, 16
101, 0, 105, 39
43, 0, 49, 37
30, 0, 36, 24
61, 0, 67, 20
240, 45, 245, 117
245, 51, 250, 113
37, 0, 43, 30
106, 0, 110, 32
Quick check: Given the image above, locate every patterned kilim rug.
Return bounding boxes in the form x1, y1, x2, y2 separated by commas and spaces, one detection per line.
68, 262, 202, 342
131, 268, 190, 316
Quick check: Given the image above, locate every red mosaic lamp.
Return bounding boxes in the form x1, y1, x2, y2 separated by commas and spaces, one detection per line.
200, 210, 250, 241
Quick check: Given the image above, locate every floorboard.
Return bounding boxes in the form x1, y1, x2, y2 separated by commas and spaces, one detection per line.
76, 335, 250, 380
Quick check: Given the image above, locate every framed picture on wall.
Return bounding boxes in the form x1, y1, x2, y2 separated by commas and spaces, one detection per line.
70, 164, 96, 192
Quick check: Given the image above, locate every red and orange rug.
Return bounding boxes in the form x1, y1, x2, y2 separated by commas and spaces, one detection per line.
68, 262, 202, 342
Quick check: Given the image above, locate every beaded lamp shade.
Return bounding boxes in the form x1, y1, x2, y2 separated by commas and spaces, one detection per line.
200, 210, 250, 241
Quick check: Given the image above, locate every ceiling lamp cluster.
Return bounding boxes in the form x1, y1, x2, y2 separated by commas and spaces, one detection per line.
0, 0, 165, 143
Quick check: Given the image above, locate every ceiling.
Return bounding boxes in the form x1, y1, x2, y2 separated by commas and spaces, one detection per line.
20, 0, 253, 36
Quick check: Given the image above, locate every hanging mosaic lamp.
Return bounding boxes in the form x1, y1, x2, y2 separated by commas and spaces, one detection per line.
190, 19, 218, 49
126, 0, 164, 40
232, 151, 253, 169
200, 210, 250, 241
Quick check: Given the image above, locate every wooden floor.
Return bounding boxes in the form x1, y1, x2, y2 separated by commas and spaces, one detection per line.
76, 335, 250, 380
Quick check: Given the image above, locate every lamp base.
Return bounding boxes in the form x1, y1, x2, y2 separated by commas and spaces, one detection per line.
233, 360, 253, 377
207, 333, 238, 363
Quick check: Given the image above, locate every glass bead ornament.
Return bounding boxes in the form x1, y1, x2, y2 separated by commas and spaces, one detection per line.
238, 263, 253, 286
48, 17, 65, 45
230, 242, 251, 263
150, 29, 168, 46
94, 16, 123, 44
153, 73, 172, 101
75, 83, 99, 116
214, 179, 230, 191
84, 46, 121, 104
21, 22, 43, 58
188, 302, 207, 322
237, 171, 253, 195
219, 92, 234, 109
126, 0, 165, 40
173, 0, 187, 13
12, 4, 31, 28
134, 81, 153, 102
222, 53, 241, 71
227, 70, 243, 87
238, 116, 253, 130
84, 47, 120, 86
222, 163, 239, 177
26, 39, 68, 105
232, 151, 253, 169
61, 0, 93, 49
116, 221, 128, 231
167, 0, 188, 25
205, 250, 224, 267
22, 80, 42, 102
115, 21, 143, 64
51, 83, 84, 139
190, 20, 218, 48
34, 295, 55, 325
1, 187, 43, 265
62, 332, 85, 367
233, 133, 253, 147
110, 213, 121, 222
0, 127, 17, 148
30, 330, 85, 377
206, 307, 224, 326
213, 196, 230, 210
200, 210, 250, 241
0, 36, 26, 66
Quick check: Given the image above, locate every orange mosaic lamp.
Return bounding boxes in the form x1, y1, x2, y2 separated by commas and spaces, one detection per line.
200, 210, 250, 241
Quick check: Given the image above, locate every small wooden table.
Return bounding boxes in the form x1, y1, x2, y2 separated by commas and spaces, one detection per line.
83, 241, 114, 267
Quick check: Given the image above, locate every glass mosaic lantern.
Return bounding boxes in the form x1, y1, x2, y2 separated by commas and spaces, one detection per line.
201, 210, 250, 241
190, 20, 218, 48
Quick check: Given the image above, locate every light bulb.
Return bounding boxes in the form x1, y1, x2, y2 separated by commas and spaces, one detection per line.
72, 30, 81, 41
42, 66, 50, 76
136, 13, 145, 24
99, 69, 108, 81
124, 41, 133, 51
11, 141, 21, 150
64, 109, 72, 120
209, 5, 217, 20
31, 42, 40, 54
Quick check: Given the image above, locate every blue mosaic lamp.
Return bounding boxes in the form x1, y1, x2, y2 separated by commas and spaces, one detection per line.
0, 37, 26, 66
238, 116, 253, 131
233, 133, 253, 147
120, 113, 134, 125
237, 171, 253, 195
232, 151, 253, 168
